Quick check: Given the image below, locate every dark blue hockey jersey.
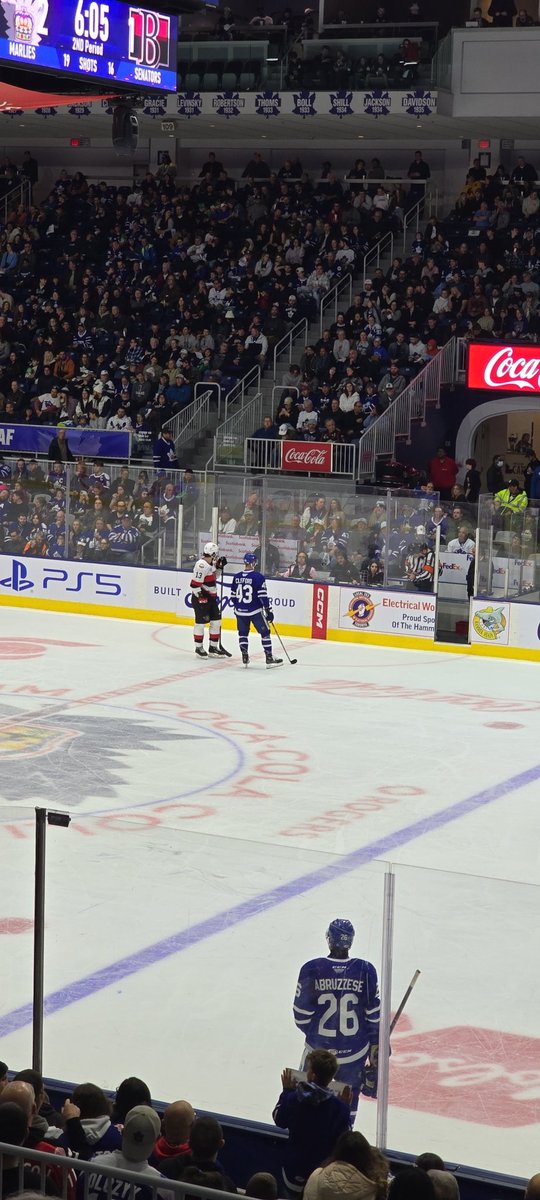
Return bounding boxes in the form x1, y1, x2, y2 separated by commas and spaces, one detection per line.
231, 569, 270, 617
294, 955, 380, 1066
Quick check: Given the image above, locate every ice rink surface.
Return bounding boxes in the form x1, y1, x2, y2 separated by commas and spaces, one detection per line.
1, 609, 540, 1178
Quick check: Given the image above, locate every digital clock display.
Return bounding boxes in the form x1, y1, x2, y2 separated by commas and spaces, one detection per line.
0, 0, 177, 90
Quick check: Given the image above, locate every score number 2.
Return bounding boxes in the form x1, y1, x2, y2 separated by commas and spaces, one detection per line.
74, 0, 110, 40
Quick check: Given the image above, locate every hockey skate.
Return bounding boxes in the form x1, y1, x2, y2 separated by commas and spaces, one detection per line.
208, 644, 220, 656
242, 651, 249, 667
195, 645, 208, 658
265, 654, 283, 668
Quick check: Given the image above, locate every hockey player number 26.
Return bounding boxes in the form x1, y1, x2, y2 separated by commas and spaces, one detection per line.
317, 993, 359, 1036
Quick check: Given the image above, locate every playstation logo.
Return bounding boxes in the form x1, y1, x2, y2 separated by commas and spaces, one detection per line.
0, 560, 35, 592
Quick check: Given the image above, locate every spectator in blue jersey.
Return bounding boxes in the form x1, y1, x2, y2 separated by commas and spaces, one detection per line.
153, 429, 179, 470
294, 919, 380, 1116
55, 1084, 122, 1159
272, 1049, 352, 1196
231, 551, 283, 668
109, 514, 140, 563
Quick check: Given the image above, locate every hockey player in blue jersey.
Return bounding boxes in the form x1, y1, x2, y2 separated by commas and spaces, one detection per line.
231, 552, 283, 668
293, 918, 380, 1116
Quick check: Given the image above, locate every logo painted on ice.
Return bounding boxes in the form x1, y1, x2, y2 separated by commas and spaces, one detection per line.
176, 91, 203, 118
401, 89, 437, 116
212, 92, 245, 118
255, 91, 282, 118
292, 90, 317, 118
363, 89, 391, 117
329, 90, 354, 118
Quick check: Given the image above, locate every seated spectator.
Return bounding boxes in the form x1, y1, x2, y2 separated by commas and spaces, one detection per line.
246, 1173, 279, 1200
415, 1154, 445, 1172
447, 525, 475, 554
328, 549, 360, 585
88, 1106, 169, 1200
161, 1115, 236, 1191
428, 1171, 460, 1200
304, 1131, 388, 1200
389, 1169, 435, 1200
272, 1053, 351, 1195
151, 1100, 195, 1167
254, 415, 278, 439
54, 1083, 122, 1159
0, 1100, 59, 1197
111, 1078, 152, 1125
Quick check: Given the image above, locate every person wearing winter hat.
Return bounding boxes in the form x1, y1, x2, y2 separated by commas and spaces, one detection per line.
88, 1106, 169, 1200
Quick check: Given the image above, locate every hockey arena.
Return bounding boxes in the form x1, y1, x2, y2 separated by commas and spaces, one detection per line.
1, 607, 539, 1179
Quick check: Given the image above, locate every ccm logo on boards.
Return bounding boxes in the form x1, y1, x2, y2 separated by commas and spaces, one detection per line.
311, 584, 328, 639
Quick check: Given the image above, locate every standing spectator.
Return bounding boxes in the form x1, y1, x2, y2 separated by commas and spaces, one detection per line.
48, 428, 75, 463
463, 457, 482, 503
407, 151, 431, 208
153, 428, 179, 470
511, 156, 538, 184
429, 447, 459, 500
272, 1052, 351, 1196
487, 454, 506, 494
488, 0, 517, 23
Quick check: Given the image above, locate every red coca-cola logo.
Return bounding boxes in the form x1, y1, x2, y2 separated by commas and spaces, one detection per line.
390, 1023, 540, 1127
281, 441, 332, 473
467, 343, 540, 392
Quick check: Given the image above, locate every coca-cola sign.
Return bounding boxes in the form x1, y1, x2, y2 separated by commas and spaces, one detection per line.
467, 343, 540, 392
281, 440, 332, 473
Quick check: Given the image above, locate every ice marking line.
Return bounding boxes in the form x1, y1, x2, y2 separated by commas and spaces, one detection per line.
1, 760, 539, 1038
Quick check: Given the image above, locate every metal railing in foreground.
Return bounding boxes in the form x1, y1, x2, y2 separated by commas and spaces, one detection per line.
212, 392, 264, 470
0, 178, 31, 226
245, 437, 357, 477
0, 1140, 240, 1200
222, 364, 261, 423
357, 338, 458, 482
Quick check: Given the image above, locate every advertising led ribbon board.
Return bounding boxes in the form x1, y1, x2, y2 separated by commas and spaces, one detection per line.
0, 0, 178, 90
467, 342, 540, 393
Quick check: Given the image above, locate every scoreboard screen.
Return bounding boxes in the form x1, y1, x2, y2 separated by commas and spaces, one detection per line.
0, 0, 178, 90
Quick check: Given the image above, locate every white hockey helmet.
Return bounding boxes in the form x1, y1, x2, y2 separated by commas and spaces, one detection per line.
203, 541, 219, 558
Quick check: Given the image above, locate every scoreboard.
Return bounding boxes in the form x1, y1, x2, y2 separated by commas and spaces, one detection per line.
0, 0, 177, 90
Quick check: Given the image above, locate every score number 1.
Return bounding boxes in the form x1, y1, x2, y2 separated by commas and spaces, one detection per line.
74, 0, 110, 40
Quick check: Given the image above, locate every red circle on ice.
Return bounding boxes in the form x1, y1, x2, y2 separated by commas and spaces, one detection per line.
0, 640, 49, 659
0, 917, 34, 934
484, 721, 524, 729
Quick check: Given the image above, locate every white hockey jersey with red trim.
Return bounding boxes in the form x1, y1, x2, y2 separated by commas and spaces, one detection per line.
190, 557, 218, 598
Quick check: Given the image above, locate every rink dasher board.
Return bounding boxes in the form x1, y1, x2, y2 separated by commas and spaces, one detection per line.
0, 554, 539, 661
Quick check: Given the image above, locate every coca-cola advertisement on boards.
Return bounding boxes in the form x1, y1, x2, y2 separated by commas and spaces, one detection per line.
281, 440, 332, 473
467, 343, 540, 393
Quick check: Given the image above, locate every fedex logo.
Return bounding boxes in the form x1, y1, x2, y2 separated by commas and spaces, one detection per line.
0, 559, 122, 597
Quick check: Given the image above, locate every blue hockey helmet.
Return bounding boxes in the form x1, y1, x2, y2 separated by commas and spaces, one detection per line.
326, 918, 355, 950
244, 552, 257, 565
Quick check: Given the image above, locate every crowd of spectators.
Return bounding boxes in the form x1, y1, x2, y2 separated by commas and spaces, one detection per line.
4, 1059, 534, 1200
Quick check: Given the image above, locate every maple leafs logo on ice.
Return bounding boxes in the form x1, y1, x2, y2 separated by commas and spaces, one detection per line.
212, 92, 245, 119
363, 90, 391, 118
255, 91, 282, 119
176, 91, 202, 119
402, 89, 437, 116
329, 90, 354, 119
292, 90, 317, 118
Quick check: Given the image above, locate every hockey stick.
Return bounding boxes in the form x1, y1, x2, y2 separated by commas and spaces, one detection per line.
218, 563, 232, 657
390, 969, 421, 1035
269, 620, 298, 665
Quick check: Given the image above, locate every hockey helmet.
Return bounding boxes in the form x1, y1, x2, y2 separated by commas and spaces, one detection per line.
244, 552, 257, 565
326, 918, 355, 950
203, 542, 219, 558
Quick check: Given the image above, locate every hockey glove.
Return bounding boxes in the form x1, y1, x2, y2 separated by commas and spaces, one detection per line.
266, 610, 274, 624
197, 595, 208, 605
216, 555, 228, 569
360, 1065, 378, 1099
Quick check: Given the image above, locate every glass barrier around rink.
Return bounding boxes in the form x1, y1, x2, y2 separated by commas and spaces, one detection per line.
0, 806, 36, 1054
10, 460, 214, 571
31, 810, 389, 1146
386, 863, 540, 1178
476, 494, 539, 602
435, 497, 478, 606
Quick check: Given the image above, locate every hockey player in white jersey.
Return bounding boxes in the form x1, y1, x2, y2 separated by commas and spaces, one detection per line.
190, 542, 228, 658
294, 918, 380, 1116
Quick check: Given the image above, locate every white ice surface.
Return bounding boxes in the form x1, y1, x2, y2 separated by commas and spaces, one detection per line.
0, 610, 539, 1177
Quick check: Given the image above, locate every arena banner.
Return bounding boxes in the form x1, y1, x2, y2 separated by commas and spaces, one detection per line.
336, 585, 437, 638
466, 343, 540, 393
0, 423, 131, 458
281, 442, 333, 473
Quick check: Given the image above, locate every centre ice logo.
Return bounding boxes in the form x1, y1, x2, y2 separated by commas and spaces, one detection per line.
255, 91, 281, 119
